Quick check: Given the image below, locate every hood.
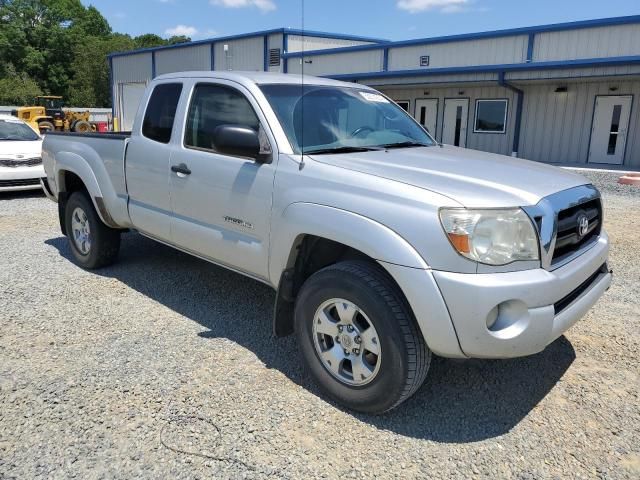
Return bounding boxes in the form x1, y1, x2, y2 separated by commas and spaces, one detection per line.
309, 145, 589, 208
0, 139, 43, 159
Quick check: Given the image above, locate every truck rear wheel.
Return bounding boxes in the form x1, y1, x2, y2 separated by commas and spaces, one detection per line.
64, 191, 120, 269
294, 260, 431, 414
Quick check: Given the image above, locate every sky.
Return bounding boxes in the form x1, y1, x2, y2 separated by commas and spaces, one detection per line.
81, 0, 640, 41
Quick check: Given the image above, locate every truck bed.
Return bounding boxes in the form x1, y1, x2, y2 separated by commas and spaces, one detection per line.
42, 130, 132, 228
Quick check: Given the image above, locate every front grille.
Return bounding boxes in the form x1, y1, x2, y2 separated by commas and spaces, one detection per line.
554, 264, 607, 314
0, 178, 41, 187
552, 198, 602, 264
0, 157, 42, 168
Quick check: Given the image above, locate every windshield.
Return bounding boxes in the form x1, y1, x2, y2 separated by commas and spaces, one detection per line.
259, 84, 435, 154
0, 120, 40, 141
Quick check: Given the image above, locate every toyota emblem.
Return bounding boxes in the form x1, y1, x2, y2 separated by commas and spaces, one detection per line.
577, 214, 589, 238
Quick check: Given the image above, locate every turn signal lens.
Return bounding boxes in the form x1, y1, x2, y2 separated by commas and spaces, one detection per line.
447, 232, 471, 254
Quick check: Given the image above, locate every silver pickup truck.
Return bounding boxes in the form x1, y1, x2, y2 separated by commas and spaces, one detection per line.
42, 72, 611, 413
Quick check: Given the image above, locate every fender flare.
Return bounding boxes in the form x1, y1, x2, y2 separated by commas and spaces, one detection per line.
269, 202, 429, 286
55, 151, 119, 228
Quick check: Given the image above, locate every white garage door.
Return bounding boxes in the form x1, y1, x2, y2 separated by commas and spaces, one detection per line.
119, 83, 147, 132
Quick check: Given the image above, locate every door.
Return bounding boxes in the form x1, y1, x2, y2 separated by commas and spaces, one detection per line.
169, 81, 277, 279
119, 83, 147, 131
414, 99, 438, 138
588, 95, 632, 165
442, 98, 469, 147
126, 82, 183, 242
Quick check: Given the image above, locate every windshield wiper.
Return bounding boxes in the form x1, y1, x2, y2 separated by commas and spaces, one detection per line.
304, 146, 383, 155
381, 141, 431, 149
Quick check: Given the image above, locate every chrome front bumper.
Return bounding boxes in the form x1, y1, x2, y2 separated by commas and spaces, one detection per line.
432, 231, 611, 358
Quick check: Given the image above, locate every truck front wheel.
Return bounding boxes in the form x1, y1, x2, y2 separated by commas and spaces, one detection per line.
64, 191, 120, 269
294, 260, 431, 414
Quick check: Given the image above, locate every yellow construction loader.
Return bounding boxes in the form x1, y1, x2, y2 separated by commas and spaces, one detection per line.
12, 96, 94, 133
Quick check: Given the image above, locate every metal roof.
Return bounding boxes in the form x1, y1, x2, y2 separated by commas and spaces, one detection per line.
282, 15, 640, 59
108, 28, 388, 59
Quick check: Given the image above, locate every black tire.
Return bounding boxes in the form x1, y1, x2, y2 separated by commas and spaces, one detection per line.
64, 191, 120, 269
38, 121, 55, 133
294, 260, 431, 414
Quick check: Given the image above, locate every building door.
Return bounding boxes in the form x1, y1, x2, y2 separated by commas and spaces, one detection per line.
414, 99, 438, 138
588, 95, 632, 165
442, 98, 469, 147
119, 83, 147, 131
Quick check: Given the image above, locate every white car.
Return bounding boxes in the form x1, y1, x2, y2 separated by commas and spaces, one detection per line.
0, 114, 44, 192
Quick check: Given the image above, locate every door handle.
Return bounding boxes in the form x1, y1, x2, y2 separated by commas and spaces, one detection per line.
171, 163, 191, 175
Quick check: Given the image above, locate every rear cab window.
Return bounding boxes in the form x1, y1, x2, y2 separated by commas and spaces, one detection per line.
142, 83, 183, 143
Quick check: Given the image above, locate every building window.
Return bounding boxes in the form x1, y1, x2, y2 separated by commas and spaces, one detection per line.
142, 83, 183, 144
269, 48, 281, 67
474, 99, 508, 134
396, 100, 410, 112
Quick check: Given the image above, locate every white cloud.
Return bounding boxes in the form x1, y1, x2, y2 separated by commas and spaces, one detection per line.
397, 0, 471, 13
210, 0, 276, 13
165, 24, 199, 37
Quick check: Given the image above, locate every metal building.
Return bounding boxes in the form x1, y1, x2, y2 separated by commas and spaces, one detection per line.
109, 16, 640, 168
109, 28, 384, 130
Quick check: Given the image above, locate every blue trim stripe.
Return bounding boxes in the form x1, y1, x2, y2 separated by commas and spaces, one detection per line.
108, 27, 387, 59
383, 48, 389, 72
210, 42, 215, 70
282, 14, 640, 59
151, 51, 156, 78
327, 55, 640, 81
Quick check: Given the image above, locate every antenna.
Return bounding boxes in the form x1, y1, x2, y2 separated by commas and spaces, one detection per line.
299, 0, 305, 169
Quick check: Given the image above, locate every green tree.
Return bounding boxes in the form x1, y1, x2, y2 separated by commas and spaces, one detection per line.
0, 66, 43, 104
0, 0, 193, 107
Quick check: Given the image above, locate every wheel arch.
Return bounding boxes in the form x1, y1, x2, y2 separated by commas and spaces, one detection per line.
270, 203, 430, 338
56, 158, 117, 234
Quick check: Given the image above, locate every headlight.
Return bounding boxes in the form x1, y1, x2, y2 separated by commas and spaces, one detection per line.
439, 208, 539, 265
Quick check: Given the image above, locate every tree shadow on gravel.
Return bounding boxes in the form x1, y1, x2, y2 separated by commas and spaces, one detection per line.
46, 232, 576, 443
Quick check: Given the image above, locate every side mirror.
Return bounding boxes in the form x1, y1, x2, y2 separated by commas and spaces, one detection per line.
213, 124, 264, 161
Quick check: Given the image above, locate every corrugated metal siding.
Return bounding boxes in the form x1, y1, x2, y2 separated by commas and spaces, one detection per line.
112, 52, 153, 83
388, 35, 528, 71
507, 65, 640, 81
268, 33, 284, 72
519, 79, 640, 168
155, 44, 212, 75
286, 35, 373, 53
534, 24, 640, 62
112, 53, 153, 123
214, 36, 264, 71
287, 50, 384, 76
377, 85, 517, 156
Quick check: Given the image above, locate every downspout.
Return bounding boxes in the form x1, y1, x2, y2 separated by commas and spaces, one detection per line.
282, 33, 288, 73
498, 71, 524, 158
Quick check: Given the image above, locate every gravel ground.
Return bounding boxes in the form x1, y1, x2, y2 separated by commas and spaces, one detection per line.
0, 170, 638, 479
